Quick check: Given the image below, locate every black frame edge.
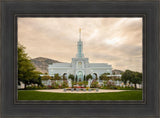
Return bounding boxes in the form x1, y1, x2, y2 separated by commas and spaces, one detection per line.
1, 0, 160, 118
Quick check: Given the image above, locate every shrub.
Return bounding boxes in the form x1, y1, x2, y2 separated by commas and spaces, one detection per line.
68, 74, 74, 81
78, 82, 83, 86
83, 81, 88, 87
90, 80, 99, 88
72, 82, 77, 87
62, 80, 68, 88
41, 75, 52, 80
99, 74, 109, 80
25, 85, 46, 90
109, 86, 117, 89
53, 73, 61, 80
47, 85, 52, 89
51, 82, 59, 89
86, 74, 92, 81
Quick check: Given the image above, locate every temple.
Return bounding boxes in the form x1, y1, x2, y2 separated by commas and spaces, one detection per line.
48, 29, 112, 81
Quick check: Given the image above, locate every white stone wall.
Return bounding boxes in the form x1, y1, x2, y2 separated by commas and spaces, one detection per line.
48, 57, 112, 80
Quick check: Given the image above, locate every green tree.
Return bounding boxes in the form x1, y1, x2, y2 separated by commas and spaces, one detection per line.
86, 74, 92, 81
75, 75, 78, 82
130, 72, 142, 89
104, 73, 110, 75
131, 77, 140, 89
122, 70, 142, 89
18, 44, 40, 89
91, 80, 99, 88
41, 75, 52, 80
37, 76, 42, 87
135, 72, 142, 80
68, 74, 74, 81
53, 73, 61, 80
84, 75, 86, 81
29, 71, 42, 86
121, 70, 134, 85
62, 80, 68, 88
99, 73, 109, 80
63, 74, 67, 80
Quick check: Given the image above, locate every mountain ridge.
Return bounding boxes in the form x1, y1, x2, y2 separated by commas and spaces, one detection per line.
31, 57, 61, 73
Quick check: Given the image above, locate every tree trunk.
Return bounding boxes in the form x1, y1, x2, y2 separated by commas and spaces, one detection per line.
25, 84, 27, 89
134, 84, 137, 89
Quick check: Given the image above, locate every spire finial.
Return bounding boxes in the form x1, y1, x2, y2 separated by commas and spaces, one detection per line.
79, 28, 81, 41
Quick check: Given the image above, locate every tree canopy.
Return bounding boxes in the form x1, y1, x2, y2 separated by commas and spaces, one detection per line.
41, 75, 52, 80
121, 70, 142, 89
18, 44, 41, 88
86, 74, 92, 81
130, 72, 142, 89
68, 74, 74, 81
53, 73, 61, 80
121, 70, 134, 85
99, 73, 109, 80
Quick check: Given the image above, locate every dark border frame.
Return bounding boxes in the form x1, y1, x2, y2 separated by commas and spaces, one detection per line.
1, 0, 159, 117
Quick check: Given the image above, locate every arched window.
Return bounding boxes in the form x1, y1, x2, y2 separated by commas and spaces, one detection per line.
77, 71, 83, 81
78, 71, 83, 76
93, 73, 98, 79
78, 61, 82, 68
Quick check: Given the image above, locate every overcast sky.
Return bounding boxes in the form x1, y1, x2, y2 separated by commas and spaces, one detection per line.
18, 17, 142, 72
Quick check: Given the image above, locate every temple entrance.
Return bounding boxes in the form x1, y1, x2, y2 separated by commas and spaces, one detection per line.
77, 71, 83, 82
93, 73, 98, 80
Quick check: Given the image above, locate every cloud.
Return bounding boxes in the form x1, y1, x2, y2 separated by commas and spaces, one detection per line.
18, 17, 142, 72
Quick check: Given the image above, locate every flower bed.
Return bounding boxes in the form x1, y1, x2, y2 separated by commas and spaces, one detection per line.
64, 87, 99, 91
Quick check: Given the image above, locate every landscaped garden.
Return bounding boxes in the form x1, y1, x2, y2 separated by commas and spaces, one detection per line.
18, 44, 143, 101
21, 76, 142, 91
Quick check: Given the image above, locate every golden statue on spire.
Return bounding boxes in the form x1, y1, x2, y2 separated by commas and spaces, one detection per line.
79, 28, 81, 33
79, 28, 81, 41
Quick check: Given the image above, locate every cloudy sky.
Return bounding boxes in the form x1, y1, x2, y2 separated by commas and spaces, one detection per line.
18, 17, 142, 72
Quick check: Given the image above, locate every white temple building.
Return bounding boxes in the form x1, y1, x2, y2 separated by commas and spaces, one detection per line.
48, 29, 112, 81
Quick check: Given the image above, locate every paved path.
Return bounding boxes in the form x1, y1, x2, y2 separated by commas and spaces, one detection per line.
36, 89, 129, 93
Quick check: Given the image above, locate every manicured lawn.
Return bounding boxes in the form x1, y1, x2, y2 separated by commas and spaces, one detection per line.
18, 90, 142, 100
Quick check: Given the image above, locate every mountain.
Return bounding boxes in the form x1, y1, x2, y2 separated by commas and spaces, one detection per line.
112, 69, 124, 75
31, 57, 61, 73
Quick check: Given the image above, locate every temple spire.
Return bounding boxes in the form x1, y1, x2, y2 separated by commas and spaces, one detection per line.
79, 28, 81, 41
76, 28, 84, 58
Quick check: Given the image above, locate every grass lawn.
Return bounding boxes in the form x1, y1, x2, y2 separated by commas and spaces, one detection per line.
18, 90, 142, 100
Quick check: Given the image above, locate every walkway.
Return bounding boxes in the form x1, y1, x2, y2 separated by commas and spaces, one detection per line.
36, 89, 129, 93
